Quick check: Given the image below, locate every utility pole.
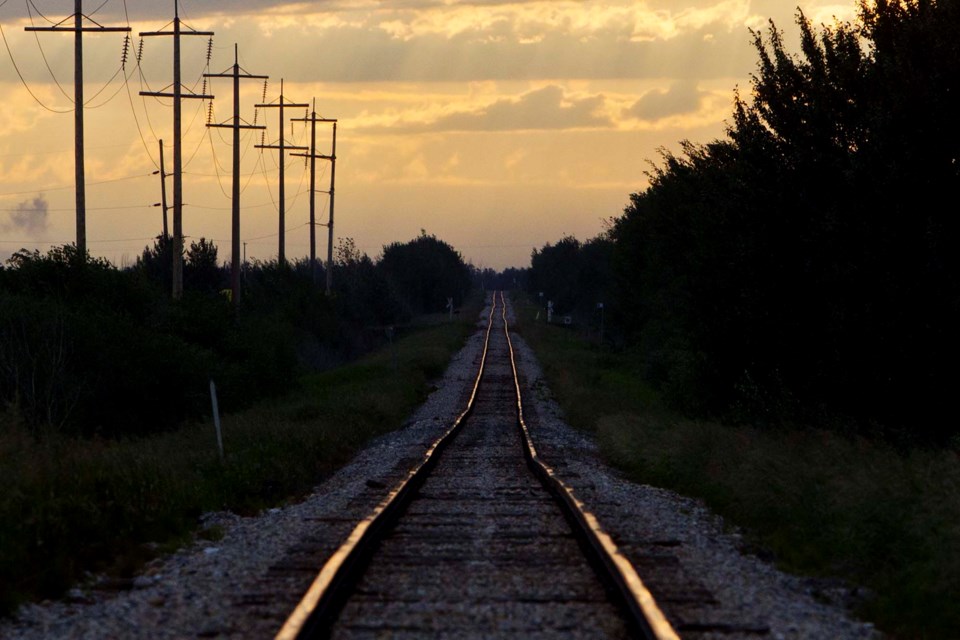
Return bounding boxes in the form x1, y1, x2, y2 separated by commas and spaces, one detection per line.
154, 140, 169, 238
25, 1, 130, 257
256, 79, 307, 266
326, 121, 337, 295
205, 44, 267, 308
139, 3, 214, 299
292, 104, 337, 289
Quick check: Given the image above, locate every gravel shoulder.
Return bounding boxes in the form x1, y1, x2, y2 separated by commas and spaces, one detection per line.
503, 301, 880, 640
0, 299, 880, 639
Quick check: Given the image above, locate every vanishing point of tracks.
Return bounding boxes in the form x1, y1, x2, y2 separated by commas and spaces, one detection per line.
275, 293, 679, 640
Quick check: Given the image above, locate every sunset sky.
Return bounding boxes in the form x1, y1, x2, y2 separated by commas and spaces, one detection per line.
0, 0, 859, 270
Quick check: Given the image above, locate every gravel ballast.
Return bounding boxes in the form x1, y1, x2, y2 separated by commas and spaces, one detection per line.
0, 299, 880, 639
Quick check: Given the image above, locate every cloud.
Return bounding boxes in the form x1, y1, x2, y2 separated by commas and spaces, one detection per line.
363, 85, 613, 132
0, 1, 769, 85
433, 85, 610, 131
628, 81, 704, 120
2, 195, 49, 233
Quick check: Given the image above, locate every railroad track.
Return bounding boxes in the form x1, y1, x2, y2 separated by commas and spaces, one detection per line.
274, 292, 678, 639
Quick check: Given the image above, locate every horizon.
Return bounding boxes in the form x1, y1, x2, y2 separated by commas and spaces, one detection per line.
0, 0, 859, 271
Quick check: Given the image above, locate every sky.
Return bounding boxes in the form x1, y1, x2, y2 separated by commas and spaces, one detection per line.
0, 0, 860, 270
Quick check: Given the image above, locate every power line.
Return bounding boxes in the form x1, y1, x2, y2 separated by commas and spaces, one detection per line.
0, 171, 155, 197
187, 201, 273, 211
255, 78, 308, 264
0, 236, 157, 245
86, 0, 111, 18
138, 1, 214, 299
25, 0, 57, 25
242, 222, 310, 243
292, 104, 338, 289
205, 44, 268, 306
0, 141, 131, 159
26, 0, 75, 102
24, 1, 132, 254
0, 21, 73, 113
84, 63, 128, 108
123, 45, 161, 170
0, 203, 151, 211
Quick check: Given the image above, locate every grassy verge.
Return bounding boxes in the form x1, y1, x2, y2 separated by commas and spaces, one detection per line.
0, 301, 479, 616
510, 293, 960, 639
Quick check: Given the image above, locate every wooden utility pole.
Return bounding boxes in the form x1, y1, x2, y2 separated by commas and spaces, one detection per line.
326, 121, 337, 295
292, 104, 337, 289
205, 45, 267, 308
139, 4, 214, 299
25, 1, 130, 257
156, 140, 169, 238
256, 80, 307, 265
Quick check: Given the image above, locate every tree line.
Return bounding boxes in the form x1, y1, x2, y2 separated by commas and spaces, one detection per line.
0, 231, 471, 438
526, 0, 960, 444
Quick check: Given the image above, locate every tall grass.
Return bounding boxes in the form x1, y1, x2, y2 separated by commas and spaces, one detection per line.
511, 293, 960, 639
0, 310, 475, 616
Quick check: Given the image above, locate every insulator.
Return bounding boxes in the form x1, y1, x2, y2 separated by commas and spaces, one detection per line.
121, 35, 130, 69
206, 37, 213, 64
137, 39, 145, 64
201, 78, 207, 96
253, 108, 259, 126
261, 80, 268, 102
206, 102, 213, 125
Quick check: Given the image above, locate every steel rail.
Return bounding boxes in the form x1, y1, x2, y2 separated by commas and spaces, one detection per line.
499, 290, 680, 640
275, 294, 499, 640
277, 291, 679, 639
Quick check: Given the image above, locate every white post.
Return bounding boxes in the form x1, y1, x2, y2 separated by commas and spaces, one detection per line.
598, 302, 605, 349
210, 379, 224, 462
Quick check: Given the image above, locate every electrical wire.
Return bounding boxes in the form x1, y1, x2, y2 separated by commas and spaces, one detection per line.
25, 0, 56, 25
123, 65, 160, 168
0, 21, 73, 113
26, 0, 74, 102
242, 222, 310, 243
258, 148, 279, 212
182, 107, 211, 169
0, 172, 155, 197
187, 201, 273, 211
0, 203, 151, 212
86, 0, 111, 18
239, 137, 263, 195
206, 122, 232, 200
84, 63, 126, 108
0, 236, 155, 244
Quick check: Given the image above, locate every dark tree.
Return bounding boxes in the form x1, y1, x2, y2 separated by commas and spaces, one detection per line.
527, 234, 614, 329
378, 231, 472, 315
135, 235, 175, 293
333, 237, 410, 328
607, 0, 960, 441
184, 238, 224, 294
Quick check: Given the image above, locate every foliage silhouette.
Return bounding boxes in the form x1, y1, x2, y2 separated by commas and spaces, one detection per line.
534, 0, 960, 443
